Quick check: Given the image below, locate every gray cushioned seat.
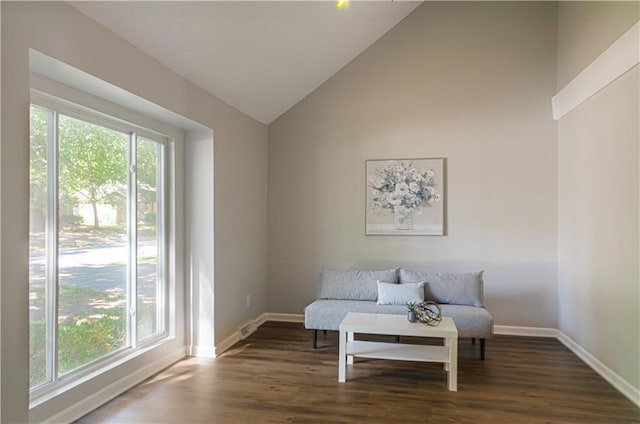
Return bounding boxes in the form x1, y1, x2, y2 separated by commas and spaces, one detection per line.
304, 300, 493, 338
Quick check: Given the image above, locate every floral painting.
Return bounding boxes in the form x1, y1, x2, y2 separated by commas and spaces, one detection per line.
366, 158, 446, 235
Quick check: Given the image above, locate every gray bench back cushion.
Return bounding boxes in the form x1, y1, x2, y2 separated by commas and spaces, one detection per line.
319, 267, 398, 301
399, 269, 484, 307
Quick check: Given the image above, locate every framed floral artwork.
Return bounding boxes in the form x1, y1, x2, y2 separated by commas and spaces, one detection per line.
365, 158, 446, 236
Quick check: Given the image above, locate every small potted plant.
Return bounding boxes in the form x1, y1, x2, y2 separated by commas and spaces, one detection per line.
406, 302, 418, 323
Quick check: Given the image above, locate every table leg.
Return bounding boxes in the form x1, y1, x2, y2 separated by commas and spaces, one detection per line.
443, 338, 449, 371
338, 329, 346, 383
347, 331, 354, 365
446, 336, 458, 391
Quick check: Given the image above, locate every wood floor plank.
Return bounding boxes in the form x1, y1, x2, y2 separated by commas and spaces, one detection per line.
76, 322, 640, 424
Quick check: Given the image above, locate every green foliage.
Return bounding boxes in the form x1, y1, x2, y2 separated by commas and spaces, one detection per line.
136, 137, 159, 191
136, 138, 159, 223
58, 315, 126, 375
60, 214, 83, 226
29, 320, 47, 388
30, 314, 126, 387
406, 302, 418, 312
30, 285, 126, 388
30, 106, 49, 215
30, 108, 161, 229
58, 114, 128, 227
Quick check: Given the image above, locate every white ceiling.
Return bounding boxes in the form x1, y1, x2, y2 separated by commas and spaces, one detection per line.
69, 1, 421, 124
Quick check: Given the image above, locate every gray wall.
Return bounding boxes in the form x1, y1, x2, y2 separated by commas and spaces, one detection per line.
557, 1, 640, 392
268, 2, 559, 328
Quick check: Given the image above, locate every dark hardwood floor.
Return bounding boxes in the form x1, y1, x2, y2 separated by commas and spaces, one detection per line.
76, 321, 640, 424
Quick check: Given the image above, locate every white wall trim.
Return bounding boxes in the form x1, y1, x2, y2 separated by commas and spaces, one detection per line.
188, 345, 216, 358
211, 313, 304, 357
43, 347, 185, 424
557, 331, 640, 408
213, 332, 242, 357
262, 313, 304, 323
493, 325, 558, 338
552, 21, 639, 120
213, 316, 267, 357
255, 313, 270, 327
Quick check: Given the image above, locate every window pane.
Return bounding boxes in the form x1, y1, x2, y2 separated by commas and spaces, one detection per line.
57, 114, 128, 374
29, 99, 172, 395
29, 106, 50, 388
136, 137, 162, 341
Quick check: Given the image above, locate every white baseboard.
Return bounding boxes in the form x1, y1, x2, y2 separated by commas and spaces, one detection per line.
213, 331, 242, 357
261, 312, 304, 323
45, 346, 186, 424
557, 331, 640, 408
255, 312, 270, 327
188, 345, 216, 358
493, 325, 558, 338
211, 313, 304, 357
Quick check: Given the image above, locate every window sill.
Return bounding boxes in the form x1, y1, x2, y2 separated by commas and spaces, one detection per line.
29, 336, 181, 410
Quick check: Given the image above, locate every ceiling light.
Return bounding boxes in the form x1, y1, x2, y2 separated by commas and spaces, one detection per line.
336, 0, 349, 9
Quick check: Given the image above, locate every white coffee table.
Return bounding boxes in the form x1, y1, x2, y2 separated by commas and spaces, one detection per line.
338, 312, 458, 391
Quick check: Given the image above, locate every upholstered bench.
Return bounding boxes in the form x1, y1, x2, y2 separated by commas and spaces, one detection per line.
304, 267, 493, 359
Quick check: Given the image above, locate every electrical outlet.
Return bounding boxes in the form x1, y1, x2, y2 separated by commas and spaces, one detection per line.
246, 294, 251, 308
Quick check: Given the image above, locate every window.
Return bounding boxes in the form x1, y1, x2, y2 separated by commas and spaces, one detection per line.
29, 99, 168, 392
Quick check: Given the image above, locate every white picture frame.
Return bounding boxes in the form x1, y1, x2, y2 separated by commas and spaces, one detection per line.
365, 158, 446, 236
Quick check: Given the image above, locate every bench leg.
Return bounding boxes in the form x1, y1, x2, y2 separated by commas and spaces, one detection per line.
480, 338, 486, 360
471, 337, 476, 345
313, 330, 318, 349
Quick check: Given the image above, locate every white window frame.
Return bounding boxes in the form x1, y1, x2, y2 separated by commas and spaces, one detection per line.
29, 92, 172, 400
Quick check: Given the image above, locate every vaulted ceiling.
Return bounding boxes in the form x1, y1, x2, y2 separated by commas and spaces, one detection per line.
70, 1, 421, 124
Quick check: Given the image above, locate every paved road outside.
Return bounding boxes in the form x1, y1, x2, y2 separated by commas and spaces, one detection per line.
29, 229, 158, 322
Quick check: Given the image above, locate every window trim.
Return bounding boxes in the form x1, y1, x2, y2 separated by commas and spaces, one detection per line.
32, 90, 168, 142
29, 94, 173, 402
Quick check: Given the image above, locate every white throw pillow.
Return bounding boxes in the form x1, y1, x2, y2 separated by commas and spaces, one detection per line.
376, 281, 425, 305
